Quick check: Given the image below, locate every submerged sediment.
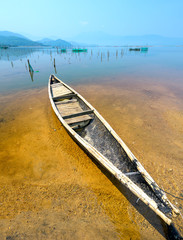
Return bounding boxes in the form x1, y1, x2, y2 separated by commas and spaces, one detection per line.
0, 79, 183, 239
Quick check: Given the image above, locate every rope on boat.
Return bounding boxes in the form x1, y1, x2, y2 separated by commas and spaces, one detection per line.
138, 173, 183, 220
160, 189, 183, 201
140, 173, 183, 201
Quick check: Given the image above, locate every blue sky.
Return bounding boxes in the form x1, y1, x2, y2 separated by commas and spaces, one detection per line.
0, 0, 183, 40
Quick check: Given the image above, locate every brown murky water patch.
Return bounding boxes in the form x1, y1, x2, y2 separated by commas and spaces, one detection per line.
0, 79, 182, 239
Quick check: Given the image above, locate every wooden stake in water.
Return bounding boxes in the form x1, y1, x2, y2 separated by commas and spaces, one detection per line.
54, 58, 57, 74
27, 59, 34, 73
27, 59, 34, 82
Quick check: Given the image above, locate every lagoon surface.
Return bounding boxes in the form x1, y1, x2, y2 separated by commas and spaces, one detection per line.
0, 46, 183, 93
0, 47, 183, 239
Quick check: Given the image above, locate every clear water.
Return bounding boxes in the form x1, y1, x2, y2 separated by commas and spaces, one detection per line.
0, 46, 183, 94
0, 46, 183, 238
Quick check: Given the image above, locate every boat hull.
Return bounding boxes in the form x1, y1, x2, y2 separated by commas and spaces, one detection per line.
48, 74, 180, 226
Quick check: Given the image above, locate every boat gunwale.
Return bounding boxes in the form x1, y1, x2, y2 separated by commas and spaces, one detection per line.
48, 74, 178, 225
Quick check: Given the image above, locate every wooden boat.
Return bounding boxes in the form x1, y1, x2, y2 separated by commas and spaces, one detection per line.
61, 49, 67, 53
48, 75, 180, 229
0, 46, 9, 49
72, 48, 87, 53
129, 48, 140, 51
141, 47, 148, 52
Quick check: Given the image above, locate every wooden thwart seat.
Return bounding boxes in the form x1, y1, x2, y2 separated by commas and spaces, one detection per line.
55, 99, 94, 127
63, 110, 94, 119
65, 115, 93, 125
52, 80, 94, 128
53, 93, 77, 101
56, 99, 77, 105
51, 84, 72, 98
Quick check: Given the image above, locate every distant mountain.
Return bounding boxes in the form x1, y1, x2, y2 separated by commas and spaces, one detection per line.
0, 36, 42, 47
38, 38, 72, 47
0, 31, 71, 47
2, 30, 182, 47
0, 31, 43, 47
72, 32, 183, 46
0, 31, 28, 39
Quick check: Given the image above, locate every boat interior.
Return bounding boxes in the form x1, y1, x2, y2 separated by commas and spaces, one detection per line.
50, 75, 173, 217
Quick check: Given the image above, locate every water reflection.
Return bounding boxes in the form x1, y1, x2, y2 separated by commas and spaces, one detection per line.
0, 48, 38, 61
107, 51, 109, 61
25, 63, 28, 71
116, 50, 118, 59
29, 70, 34, 82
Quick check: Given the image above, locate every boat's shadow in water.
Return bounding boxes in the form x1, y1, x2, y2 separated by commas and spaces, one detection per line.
50, 108, 181, 239
62, 124, 180, 239
91, 159, 169, 238
86, 154, 181, 240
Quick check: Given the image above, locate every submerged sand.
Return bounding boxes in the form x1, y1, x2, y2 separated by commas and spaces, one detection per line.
0, 79, 182, 239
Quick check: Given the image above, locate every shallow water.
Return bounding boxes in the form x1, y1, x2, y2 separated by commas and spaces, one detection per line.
0, 47, 183, 239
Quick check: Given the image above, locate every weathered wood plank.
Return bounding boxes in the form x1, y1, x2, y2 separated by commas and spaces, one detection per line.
51, 83, 63, 88
63, 110, 94, 119
51, 85, 72, 98
65, 115, 92, 125
56, 101, 83, 116
55, 99, 77, 105
53, 93, 77, 101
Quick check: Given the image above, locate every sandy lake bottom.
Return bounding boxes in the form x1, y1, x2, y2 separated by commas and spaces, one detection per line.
0, 77, 182, 239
